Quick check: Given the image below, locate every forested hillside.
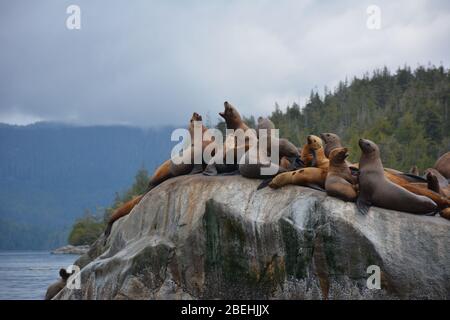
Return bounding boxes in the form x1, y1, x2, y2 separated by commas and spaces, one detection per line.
2, 65, 449, 250
267, 65, 449, 171
0, 123, 175, 249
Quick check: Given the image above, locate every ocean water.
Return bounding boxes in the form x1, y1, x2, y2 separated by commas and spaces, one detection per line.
0, 251, 80, 300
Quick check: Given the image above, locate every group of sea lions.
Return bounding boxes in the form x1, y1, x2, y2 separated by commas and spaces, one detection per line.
45, 101, 449, 300
104, 101, 450, 238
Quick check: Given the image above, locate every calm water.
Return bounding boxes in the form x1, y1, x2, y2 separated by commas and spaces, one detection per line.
0, 251, 80, 300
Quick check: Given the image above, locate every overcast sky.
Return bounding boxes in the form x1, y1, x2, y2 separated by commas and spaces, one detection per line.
0, 0, 449, 127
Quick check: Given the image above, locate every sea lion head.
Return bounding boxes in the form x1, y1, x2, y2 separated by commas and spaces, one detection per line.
329, 147, 349, 165
219, 101, 242, 129
320, 133, 340, 145
306, 135, 323, 150
59, 268, 71, 281
358, 139, 380, 158
320, 132, 343, 157
190, 112, 202, 123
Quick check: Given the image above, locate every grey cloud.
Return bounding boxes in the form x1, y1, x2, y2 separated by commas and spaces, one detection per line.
0, 0, 449, 126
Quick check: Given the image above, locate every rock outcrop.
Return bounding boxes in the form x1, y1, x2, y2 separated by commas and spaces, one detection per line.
51, 245, 90, 255
55, 175, 450, 300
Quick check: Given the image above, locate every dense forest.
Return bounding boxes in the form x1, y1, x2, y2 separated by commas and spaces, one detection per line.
69, 65, 449, 246
265, 65, 449, 171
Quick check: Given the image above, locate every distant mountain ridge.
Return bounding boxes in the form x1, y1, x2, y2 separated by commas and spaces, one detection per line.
0, 122, 176, 249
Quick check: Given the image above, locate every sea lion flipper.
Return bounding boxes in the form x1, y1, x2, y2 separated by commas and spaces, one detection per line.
356, 197, 371, 215
311, 149, 317, 167
304, 183, 325, 192
257, 178, 273, 190
288, 156, 304, 170
400, 173, 427, 183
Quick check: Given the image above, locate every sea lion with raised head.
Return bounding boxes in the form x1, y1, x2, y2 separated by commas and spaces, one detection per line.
256, 116, 275, 138
434, 151, 450, 179
105, 112, 211, 237
300, 135, 329, 169
203, 102, 256, 176
325, 148, 358, 202
256, 117, 300, 159
357, 139, 437, 215
320, 133, 344, 158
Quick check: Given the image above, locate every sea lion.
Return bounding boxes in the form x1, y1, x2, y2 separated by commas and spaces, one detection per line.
204, 102, 256, 176
357, 139, 437, 215
321, 132, 359, 171
382, 170, 450, 209
434, 151, 450, 179
320, 132, 343, 158
269, 167, 327, 190
220, 101, 251, 132
45, 268, 73, 300
240, 117, 302, 180
301, 135, 329, 169
239, 151, 287, 179
105, 112, 211, 237
256, 116, 275, 138
171, 112, 214, 175
256, 117, 300, 159
399, 182, 450, 210
300, 135, 328, 169
325, 148, 358, 202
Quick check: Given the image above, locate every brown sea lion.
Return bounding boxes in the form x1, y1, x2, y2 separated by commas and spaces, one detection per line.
256, 116, 275, 138
220, 101, 251, 132
45, 268, 73, 300
434, 151, 450, 179
400, 183, 450, 210
204, 102, 255, 176
300, 135, 328, 169
325, 148, 358, 202
280, 156, 291, 169
269, 167, 327, 190
256, 117, 300, 158
320, 132, 343, 158
357, 139, 437, 215
171, 112, 215, 175
321, 132, 360, 172
382, 170, 450, 209
105, 112, 211, 237
239, 151, 287, 179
